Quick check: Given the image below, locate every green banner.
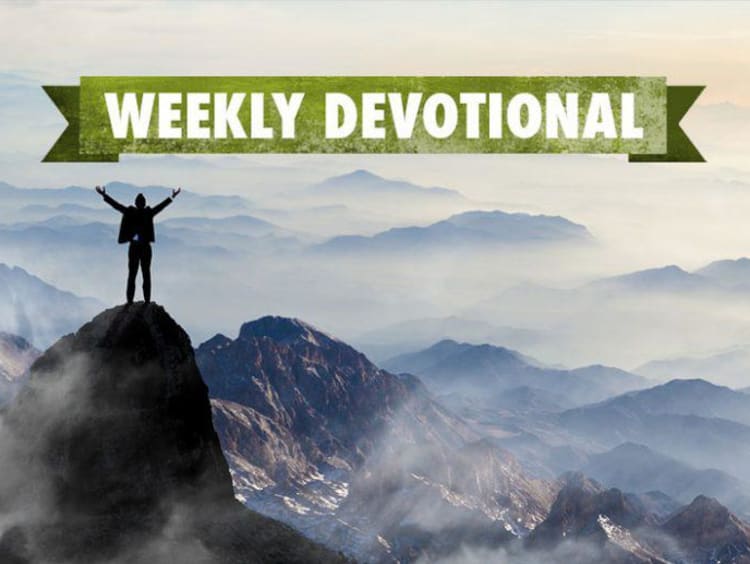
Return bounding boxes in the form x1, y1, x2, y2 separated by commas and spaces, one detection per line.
42, 76, 703, 163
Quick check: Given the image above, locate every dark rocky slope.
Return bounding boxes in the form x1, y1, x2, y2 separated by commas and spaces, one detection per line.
0, 304, 345, 563
526, 473, 750, 564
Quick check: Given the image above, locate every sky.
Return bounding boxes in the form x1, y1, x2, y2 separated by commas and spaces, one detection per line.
1, 1, 748, 103
1, 1, 750, 268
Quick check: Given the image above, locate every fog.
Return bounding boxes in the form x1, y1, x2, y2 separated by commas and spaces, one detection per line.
0, 353, 220, 563
3, 171, 750, 377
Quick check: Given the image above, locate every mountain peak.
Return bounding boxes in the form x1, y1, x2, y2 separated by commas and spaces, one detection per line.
0, 304, 344, 563
311, 169, 464, 200
662, 495, 750, 561
348, 168, 379, 180
661, 377, 723, 390
238, 315, 341, 348
666, 494, 733, 527
318, 169, 386, 188
557, 471, 604, 495
594, 264, 714, 293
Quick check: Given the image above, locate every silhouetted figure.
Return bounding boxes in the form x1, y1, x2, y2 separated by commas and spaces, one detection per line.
96, 185, 181, 304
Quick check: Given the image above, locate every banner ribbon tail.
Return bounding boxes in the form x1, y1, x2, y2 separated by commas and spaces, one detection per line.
42, 86, 119, 163
629, 85, 705, 163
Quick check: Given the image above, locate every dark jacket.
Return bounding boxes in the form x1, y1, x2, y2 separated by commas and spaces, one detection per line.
103, 194, 172, 244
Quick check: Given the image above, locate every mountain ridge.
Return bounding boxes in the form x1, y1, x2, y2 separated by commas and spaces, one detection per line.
317, 209, 592, 253
384, 338, 648, 408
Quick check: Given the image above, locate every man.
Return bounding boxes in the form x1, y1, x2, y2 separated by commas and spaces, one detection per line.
96, 185, 181, 304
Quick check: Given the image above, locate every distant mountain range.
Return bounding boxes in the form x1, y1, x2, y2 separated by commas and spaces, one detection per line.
637, 346, 750, 389
355, 315, 544, 362
0, 180, 253, 217
511, 258, 750, 301
383, 339, 648, 408
609, 378, 750, 425
580, 442, 750, 519
309, 169, 466, 201
697, 257, 750, 289
0, 180, 298, 257
316, 209, 592, 253
586, 257, 750, 295
558, 379, 750, 477
587, 264, 716, 294
465, 258, 750, 370
0, 213, 300, 261
161, 214, 287, 238
0, 263, 103, 347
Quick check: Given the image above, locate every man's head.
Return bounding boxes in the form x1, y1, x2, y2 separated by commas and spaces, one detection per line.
135, 193, 146, 209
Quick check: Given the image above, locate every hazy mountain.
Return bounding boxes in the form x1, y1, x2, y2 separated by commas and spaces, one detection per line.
16, 203, 113, 223
0, 304, 344, 563
586, 265, 715, 294
558, 380, 750, 476
0, 215, 299, 261
309, 169, 466, 201
161, 214, 288, 238
696, 257, 750, 289
0, 332, 39, 403
0, 263, 103, 347
614, 378, 750, 426
0, 180, 253, 218
492, 431, 591, 481
271, 169, 479, 228
384, 339, 648, 408
317, 209, 592, 253
487, 385, 575, 413
196, 317, 556, 561
356, 316, 543, 362
581, 442, 750, 519
637, 347, 750, 389
463, 261, 750, 369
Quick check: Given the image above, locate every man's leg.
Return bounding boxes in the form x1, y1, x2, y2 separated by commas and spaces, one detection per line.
141, 244, 153, 303
126, 243, 138, 304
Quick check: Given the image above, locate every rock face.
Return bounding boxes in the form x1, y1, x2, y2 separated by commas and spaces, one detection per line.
196, 316, 556, 562
0, 304, 345, 564
662, 495, 750, 563
526, 473, 664, 560
527, 473, 750, 564
0, 332, 39, 403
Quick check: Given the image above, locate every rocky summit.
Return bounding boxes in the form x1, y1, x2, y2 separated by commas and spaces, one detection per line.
0, 303, 345, 564
197, 316, 556, 562
526, 473, 750, 564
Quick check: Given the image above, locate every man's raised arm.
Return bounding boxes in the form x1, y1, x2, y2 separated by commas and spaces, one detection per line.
96, 185, 127, 213
152, 187, 181, 216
